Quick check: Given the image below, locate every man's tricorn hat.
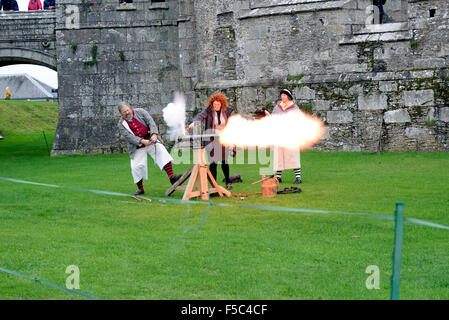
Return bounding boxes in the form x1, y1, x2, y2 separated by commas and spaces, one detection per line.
280, 88, 293, 101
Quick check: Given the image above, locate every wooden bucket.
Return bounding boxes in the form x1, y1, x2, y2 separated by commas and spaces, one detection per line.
261, 177, 279, 197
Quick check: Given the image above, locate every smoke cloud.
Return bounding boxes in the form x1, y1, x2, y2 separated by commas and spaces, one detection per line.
163, 92, 186, 140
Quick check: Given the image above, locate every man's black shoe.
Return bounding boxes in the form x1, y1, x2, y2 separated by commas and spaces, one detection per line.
293, 177, 302, 184
170, 174, 182, 185
276, 177, 282, 183
133, 189, 145, 196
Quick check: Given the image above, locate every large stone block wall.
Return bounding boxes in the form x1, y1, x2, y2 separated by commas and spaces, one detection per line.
52, 0, 183, 155
192, 0, 449, 152
3, 0, 443, 154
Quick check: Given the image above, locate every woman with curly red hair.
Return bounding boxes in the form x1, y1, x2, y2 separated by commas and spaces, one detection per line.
188, 92, 235, 190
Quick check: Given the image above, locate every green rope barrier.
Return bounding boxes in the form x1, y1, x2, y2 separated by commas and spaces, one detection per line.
0, 267, 102, 300
1, 177, 449, 231
1, 177, 448, 301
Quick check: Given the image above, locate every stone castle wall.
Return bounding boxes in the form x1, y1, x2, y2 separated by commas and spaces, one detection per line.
52, 0, 183, 155
4, 0, 444, 154
192, 0, 449, 152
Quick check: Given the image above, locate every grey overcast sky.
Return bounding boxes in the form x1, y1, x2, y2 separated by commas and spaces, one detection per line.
1, 1, 58, 87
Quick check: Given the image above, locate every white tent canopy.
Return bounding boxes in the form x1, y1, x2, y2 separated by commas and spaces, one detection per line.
1, 73, 56, 100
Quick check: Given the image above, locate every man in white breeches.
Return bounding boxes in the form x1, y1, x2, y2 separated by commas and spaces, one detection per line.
117, 102, 181, 195
130, 142, 174, 184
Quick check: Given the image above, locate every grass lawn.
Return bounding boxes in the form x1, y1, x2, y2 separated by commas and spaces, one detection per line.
0, 104, 448, 300
0, 100, 58, 136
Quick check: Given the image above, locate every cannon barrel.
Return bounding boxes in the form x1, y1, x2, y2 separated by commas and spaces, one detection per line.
177, 133, 219, 141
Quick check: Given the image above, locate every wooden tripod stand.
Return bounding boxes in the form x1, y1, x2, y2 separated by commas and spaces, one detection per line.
165, 147, 231, 201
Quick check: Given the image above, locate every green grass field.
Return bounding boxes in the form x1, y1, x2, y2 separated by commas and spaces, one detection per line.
0, 100, 59, 135
0, 101, 448, 300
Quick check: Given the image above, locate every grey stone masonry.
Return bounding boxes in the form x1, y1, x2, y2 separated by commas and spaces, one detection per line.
192, 0, 449, 152
403, 90, 435, 107
51, 0, 183, 155
384, 109, 411, 123
313, 100, 331, 111
1, 0, 447, 153
379, 81, 398, 92
358, 94, 388, 110
405, 127, 432, 139
327, 110, 353, 124
439, 107, 449, 122
296, 86, 316, 100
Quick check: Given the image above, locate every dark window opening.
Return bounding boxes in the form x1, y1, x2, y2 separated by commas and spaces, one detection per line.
119, 0, 133, 4
372, 0, 386, 24
429, 9, 436, 18
151, 0, 165, 2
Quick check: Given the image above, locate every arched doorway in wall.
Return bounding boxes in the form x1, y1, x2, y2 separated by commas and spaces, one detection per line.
0, 48, 58, 102
0, 58, 58, 154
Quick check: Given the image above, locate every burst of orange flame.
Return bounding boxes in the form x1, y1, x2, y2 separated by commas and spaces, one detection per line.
219, 110, 326, 150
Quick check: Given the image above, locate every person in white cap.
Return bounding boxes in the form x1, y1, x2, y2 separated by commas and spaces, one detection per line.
271, 89, 302, 184
117, 102, 181, 196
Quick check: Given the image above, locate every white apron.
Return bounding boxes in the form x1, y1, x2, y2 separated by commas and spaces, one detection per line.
121, 120, 174, 183
273, 146, 301, 171
130, 143, 174, 183
271, 102, 301, 171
